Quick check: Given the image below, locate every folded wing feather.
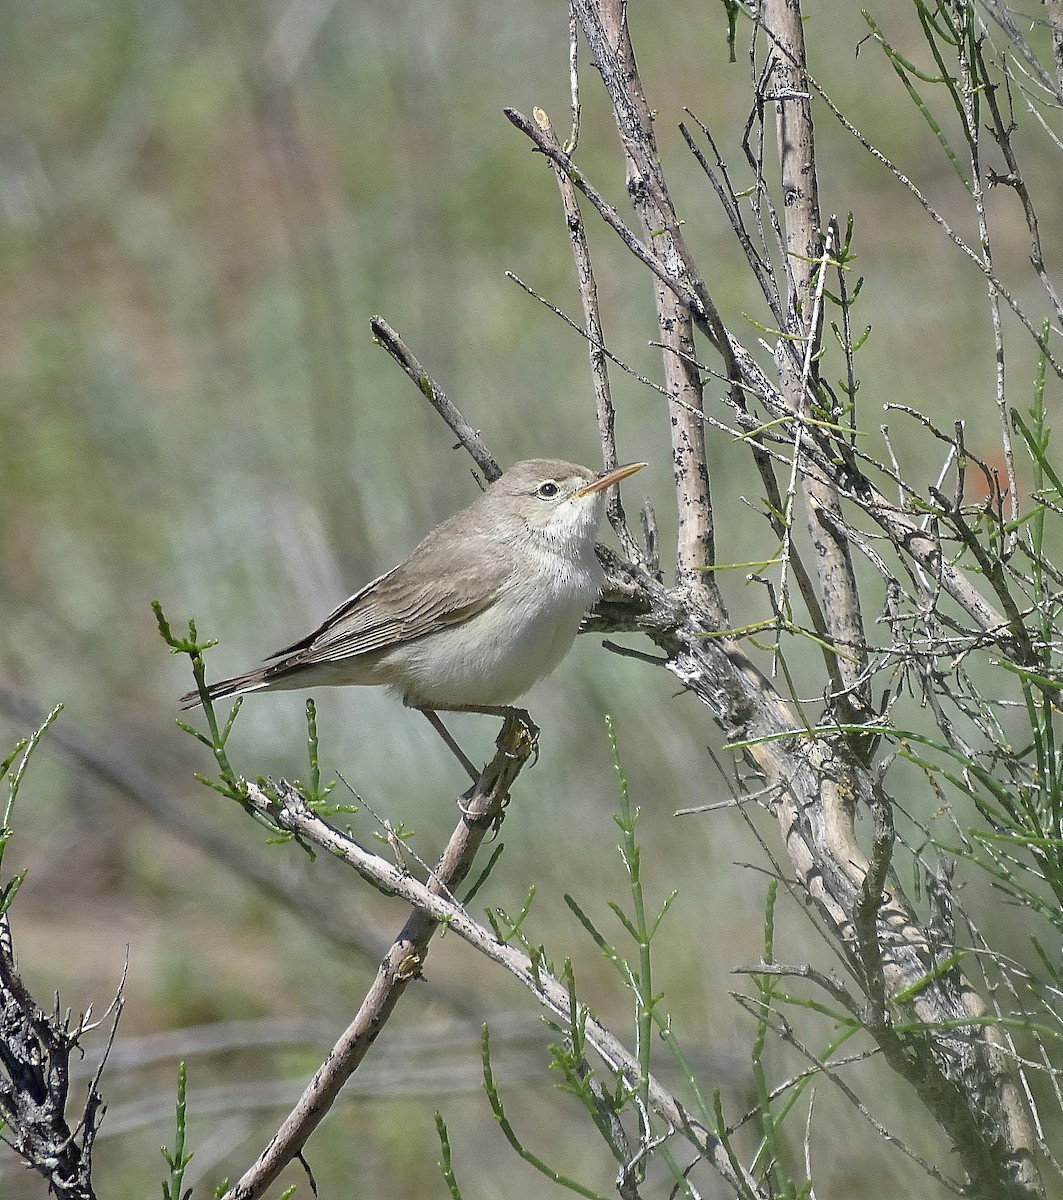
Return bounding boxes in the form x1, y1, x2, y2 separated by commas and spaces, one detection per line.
265, 531, 512, 669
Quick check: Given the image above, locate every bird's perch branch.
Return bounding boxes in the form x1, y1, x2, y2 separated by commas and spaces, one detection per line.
222, 715, 534, 1200
219, 713, 765, 1200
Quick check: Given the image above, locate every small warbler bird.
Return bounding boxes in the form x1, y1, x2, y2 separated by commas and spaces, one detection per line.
181, 457, 645, 774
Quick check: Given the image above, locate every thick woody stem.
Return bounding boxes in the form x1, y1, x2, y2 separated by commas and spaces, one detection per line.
571, 0, 726, 622
630, 578, 1041, 1200
761, 0, 870, 720
755, 5, 1039, 1192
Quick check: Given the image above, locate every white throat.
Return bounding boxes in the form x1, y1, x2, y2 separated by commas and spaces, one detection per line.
540, 493, 605, 556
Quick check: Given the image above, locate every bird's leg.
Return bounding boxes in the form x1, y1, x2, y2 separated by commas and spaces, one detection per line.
431, 704, 540, 766
419, 709, 480, 783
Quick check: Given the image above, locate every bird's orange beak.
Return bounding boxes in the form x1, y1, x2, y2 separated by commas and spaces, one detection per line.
572, 461, 646, 497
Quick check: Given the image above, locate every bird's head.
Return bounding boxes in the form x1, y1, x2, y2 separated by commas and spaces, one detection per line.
487, 458, 646, 554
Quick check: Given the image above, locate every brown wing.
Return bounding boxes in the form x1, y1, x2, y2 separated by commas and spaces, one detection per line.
266, 523, 511, 669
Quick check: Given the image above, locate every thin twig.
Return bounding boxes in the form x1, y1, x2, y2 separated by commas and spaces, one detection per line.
369, 315, 500, 481
529, 105, 640, 559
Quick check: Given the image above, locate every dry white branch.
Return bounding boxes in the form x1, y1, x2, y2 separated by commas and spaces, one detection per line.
221, 763, 767, 1200
222, 716, 534, 1200
530, 104, 641, 560
761, 0, 870, 718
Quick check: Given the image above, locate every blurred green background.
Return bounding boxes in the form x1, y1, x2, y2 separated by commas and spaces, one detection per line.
2, 1, 1060, 1196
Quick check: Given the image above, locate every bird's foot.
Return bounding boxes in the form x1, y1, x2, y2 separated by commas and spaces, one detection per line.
497, 707, 539, 766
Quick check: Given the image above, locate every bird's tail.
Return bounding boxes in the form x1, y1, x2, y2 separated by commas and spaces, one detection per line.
179, 668, 272, 710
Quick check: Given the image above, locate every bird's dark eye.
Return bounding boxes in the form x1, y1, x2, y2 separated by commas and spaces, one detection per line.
536, 480, 561, 499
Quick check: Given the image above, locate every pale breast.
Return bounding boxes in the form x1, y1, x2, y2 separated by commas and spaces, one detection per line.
386, 546, 602, 708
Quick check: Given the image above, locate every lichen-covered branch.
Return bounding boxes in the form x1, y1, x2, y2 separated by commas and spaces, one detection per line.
0, 916, 111, 1200
570, 0, 725, 620
760, 0, 870, 721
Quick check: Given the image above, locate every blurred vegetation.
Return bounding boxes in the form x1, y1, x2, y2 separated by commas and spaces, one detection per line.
1, 1, 1060, 1197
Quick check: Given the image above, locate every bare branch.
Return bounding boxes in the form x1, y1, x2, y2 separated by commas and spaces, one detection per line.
219, 740, 768, 1200
761, 0, 871, 722
369, 315, 500, 482
223, 714, 535, 1200
529, 104, 641, 560
0, 916, 111, 1200
569, 0, 725, 620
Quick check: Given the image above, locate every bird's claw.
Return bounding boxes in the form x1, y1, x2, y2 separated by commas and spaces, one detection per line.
498, 709, 539, 766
